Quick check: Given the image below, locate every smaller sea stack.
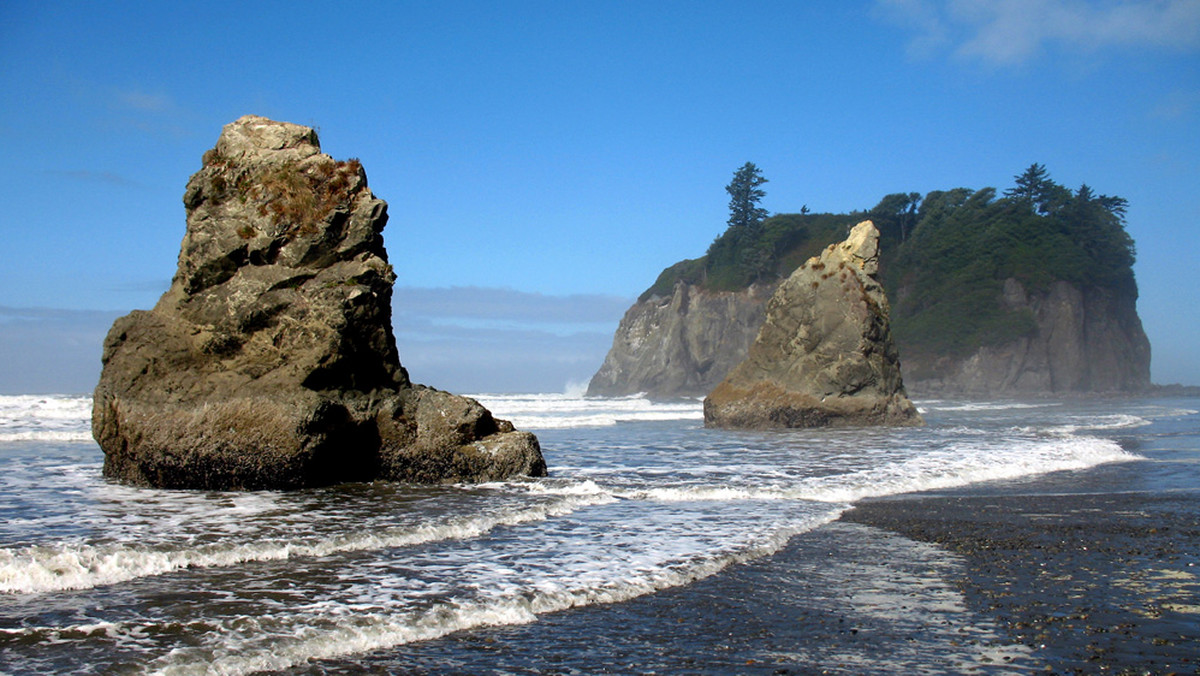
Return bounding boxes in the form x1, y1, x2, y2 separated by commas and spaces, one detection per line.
93, 115, 546, 490
704, 220, 922, 429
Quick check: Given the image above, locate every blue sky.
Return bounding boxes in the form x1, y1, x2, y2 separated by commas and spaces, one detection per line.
1, 0, 1197, 393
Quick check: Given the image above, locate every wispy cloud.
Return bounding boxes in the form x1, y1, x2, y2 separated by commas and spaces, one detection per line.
876, 0, 1200, 65
0, 287, 630, 395
1150, 88, 1200, 120
391, 286, 628, 391
392, 286, 631, 327
116, 89, 175, 113
0, 307, 119, 394
45, 169, 144, 188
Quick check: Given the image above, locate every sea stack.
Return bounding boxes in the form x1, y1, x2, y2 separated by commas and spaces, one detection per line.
92, 115, 546, 489
704, 220, 922, 428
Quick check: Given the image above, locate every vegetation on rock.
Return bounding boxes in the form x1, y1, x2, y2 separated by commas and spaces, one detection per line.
640, 163, 1138, 361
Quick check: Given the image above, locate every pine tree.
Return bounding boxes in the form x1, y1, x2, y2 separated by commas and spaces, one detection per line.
726, 162, 769, 231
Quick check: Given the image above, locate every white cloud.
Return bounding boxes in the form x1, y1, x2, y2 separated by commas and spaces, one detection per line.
872, 0, 952, 58
877, 0, 1200, 64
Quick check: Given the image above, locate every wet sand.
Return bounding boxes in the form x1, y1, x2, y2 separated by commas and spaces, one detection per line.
302, 486, 1199, 675
843, 489, 1200, 675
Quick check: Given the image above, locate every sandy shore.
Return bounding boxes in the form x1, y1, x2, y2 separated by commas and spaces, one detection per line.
294, 450, 1200, 675
294, 485, 1199, 674
843, 489, 1200, 674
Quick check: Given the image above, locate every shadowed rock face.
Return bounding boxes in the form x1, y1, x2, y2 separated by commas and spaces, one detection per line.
586, 283, 775, 398
704, 221, 922, 429
93, 115, 545, 490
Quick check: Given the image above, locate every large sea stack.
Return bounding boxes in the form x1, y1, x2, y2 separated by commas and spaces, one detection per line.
704, 221, 922, 428
93, 115, 546, 490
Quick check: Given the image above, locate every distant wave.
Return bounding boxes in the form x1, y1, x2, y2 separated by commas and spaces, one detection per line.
0, 394, 93, 444
470, 392, 704, 429
917, 400, 1062, 413
0, 430, 93, 443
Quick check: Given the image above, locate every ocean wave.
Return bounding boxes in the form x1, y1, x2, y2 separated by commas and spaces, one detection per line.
556, 434, 1140, 507
918, 400, 1062, 413
0, 491, 615, 595
799, 435, 1137, 504
0, 394, 94, 443
0, 430, 94, 443
469, 393, 704, 429
142, 511, 841, 676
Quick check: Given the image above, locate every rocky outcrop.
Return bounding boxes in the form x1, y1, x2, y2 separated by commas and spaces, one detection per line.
704, 221, 922, 428
586, 282, 774, 398
93, 115, 546, 490
591, 261, 1151, 401
901, 278, 1151, 395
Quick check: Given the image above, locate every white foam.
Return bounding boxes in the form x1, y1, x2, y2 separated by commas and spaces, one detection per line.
145, 510, 842, 676
799, 435, 1138, 504
919, 400, 1061, 412
468, 392, 703, 429
0, 394, 93, 443
1043, 413, 1152, 436
0, 491, 615, 594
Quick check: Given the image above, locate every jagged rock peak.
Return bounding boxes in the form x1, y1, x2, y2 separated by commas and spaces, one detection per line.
704, 221, 922, 429
93, 115, 546, 490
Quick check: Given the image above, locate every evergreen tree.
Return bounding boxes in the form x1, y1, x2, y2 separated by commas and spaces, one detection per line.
1004, 163, 1069, 215
726, 162, 769, 231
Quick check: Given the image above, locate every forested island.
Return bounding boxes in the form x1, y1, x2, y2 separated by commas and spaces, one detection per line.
589, 163, 1151, 397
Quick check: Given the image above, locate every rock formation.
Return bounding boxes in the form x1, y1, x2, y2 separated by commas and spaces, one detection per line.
587, 282, 774, 398
93, 115, 546, 490
590, 256, 1151, 401
901, 278, 1151, 394
703, 221, 922, 428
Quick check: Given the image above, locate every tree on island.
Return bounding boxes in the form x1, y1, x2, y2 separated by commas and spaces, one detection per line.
1005, 162, 1069, 215
726, 162, 769, 231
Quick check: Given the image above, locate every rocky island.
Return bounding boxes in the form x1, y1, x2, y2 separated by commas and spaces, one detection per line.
590, 166, 1150, 399
704, 221, 922, 428
92, 115, 546, 490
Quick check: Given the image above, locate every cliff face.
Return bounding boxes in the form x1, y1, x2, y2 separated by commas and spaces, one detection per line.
586, 282, 774, 398
590, 277, 1150, 399
901, 278, 1151, 395
94, 115, 546, 490
704, 222, 921, 428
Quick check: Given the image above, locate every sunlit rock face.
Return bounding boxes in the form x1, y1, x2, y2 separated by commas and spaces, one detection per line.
704, 221, 923, 429
93, 115, 545, 489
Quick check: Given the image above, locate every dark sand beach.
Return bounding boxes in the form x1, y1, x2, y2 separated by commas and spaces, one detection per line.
844, 488, 1200, 675
305, 490, 1198, 675
4, 397, 1195, 674
300, 404, 1200, 675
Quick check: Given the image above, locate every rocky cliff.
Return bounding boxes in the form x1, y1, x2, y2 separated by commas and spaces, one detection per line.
900, 278, 1151, 395
590, 275, 1150, 399
704, 222, 922, 428
591, 259, 1150, 401
93, 115, 546, 490
587, 282, 774, 398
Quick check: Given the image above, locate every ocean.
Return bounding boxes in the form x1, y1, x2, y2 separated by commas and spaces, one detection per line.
0, 393, 1196, 674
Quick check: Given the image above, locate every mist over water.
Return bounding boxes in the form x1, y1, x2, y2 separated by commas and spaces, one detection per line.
0, 393, 1193, 674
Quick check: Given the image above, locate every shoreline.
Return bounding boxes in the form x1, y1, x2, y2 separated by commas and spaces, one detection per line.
841, 486, 1200, 674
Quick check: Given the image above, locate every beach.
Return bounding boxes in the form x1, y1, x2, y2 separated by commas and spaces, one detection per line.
845, 488, 1199, 674
301, 487, 1198, 675
1, 395, 1196, 674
